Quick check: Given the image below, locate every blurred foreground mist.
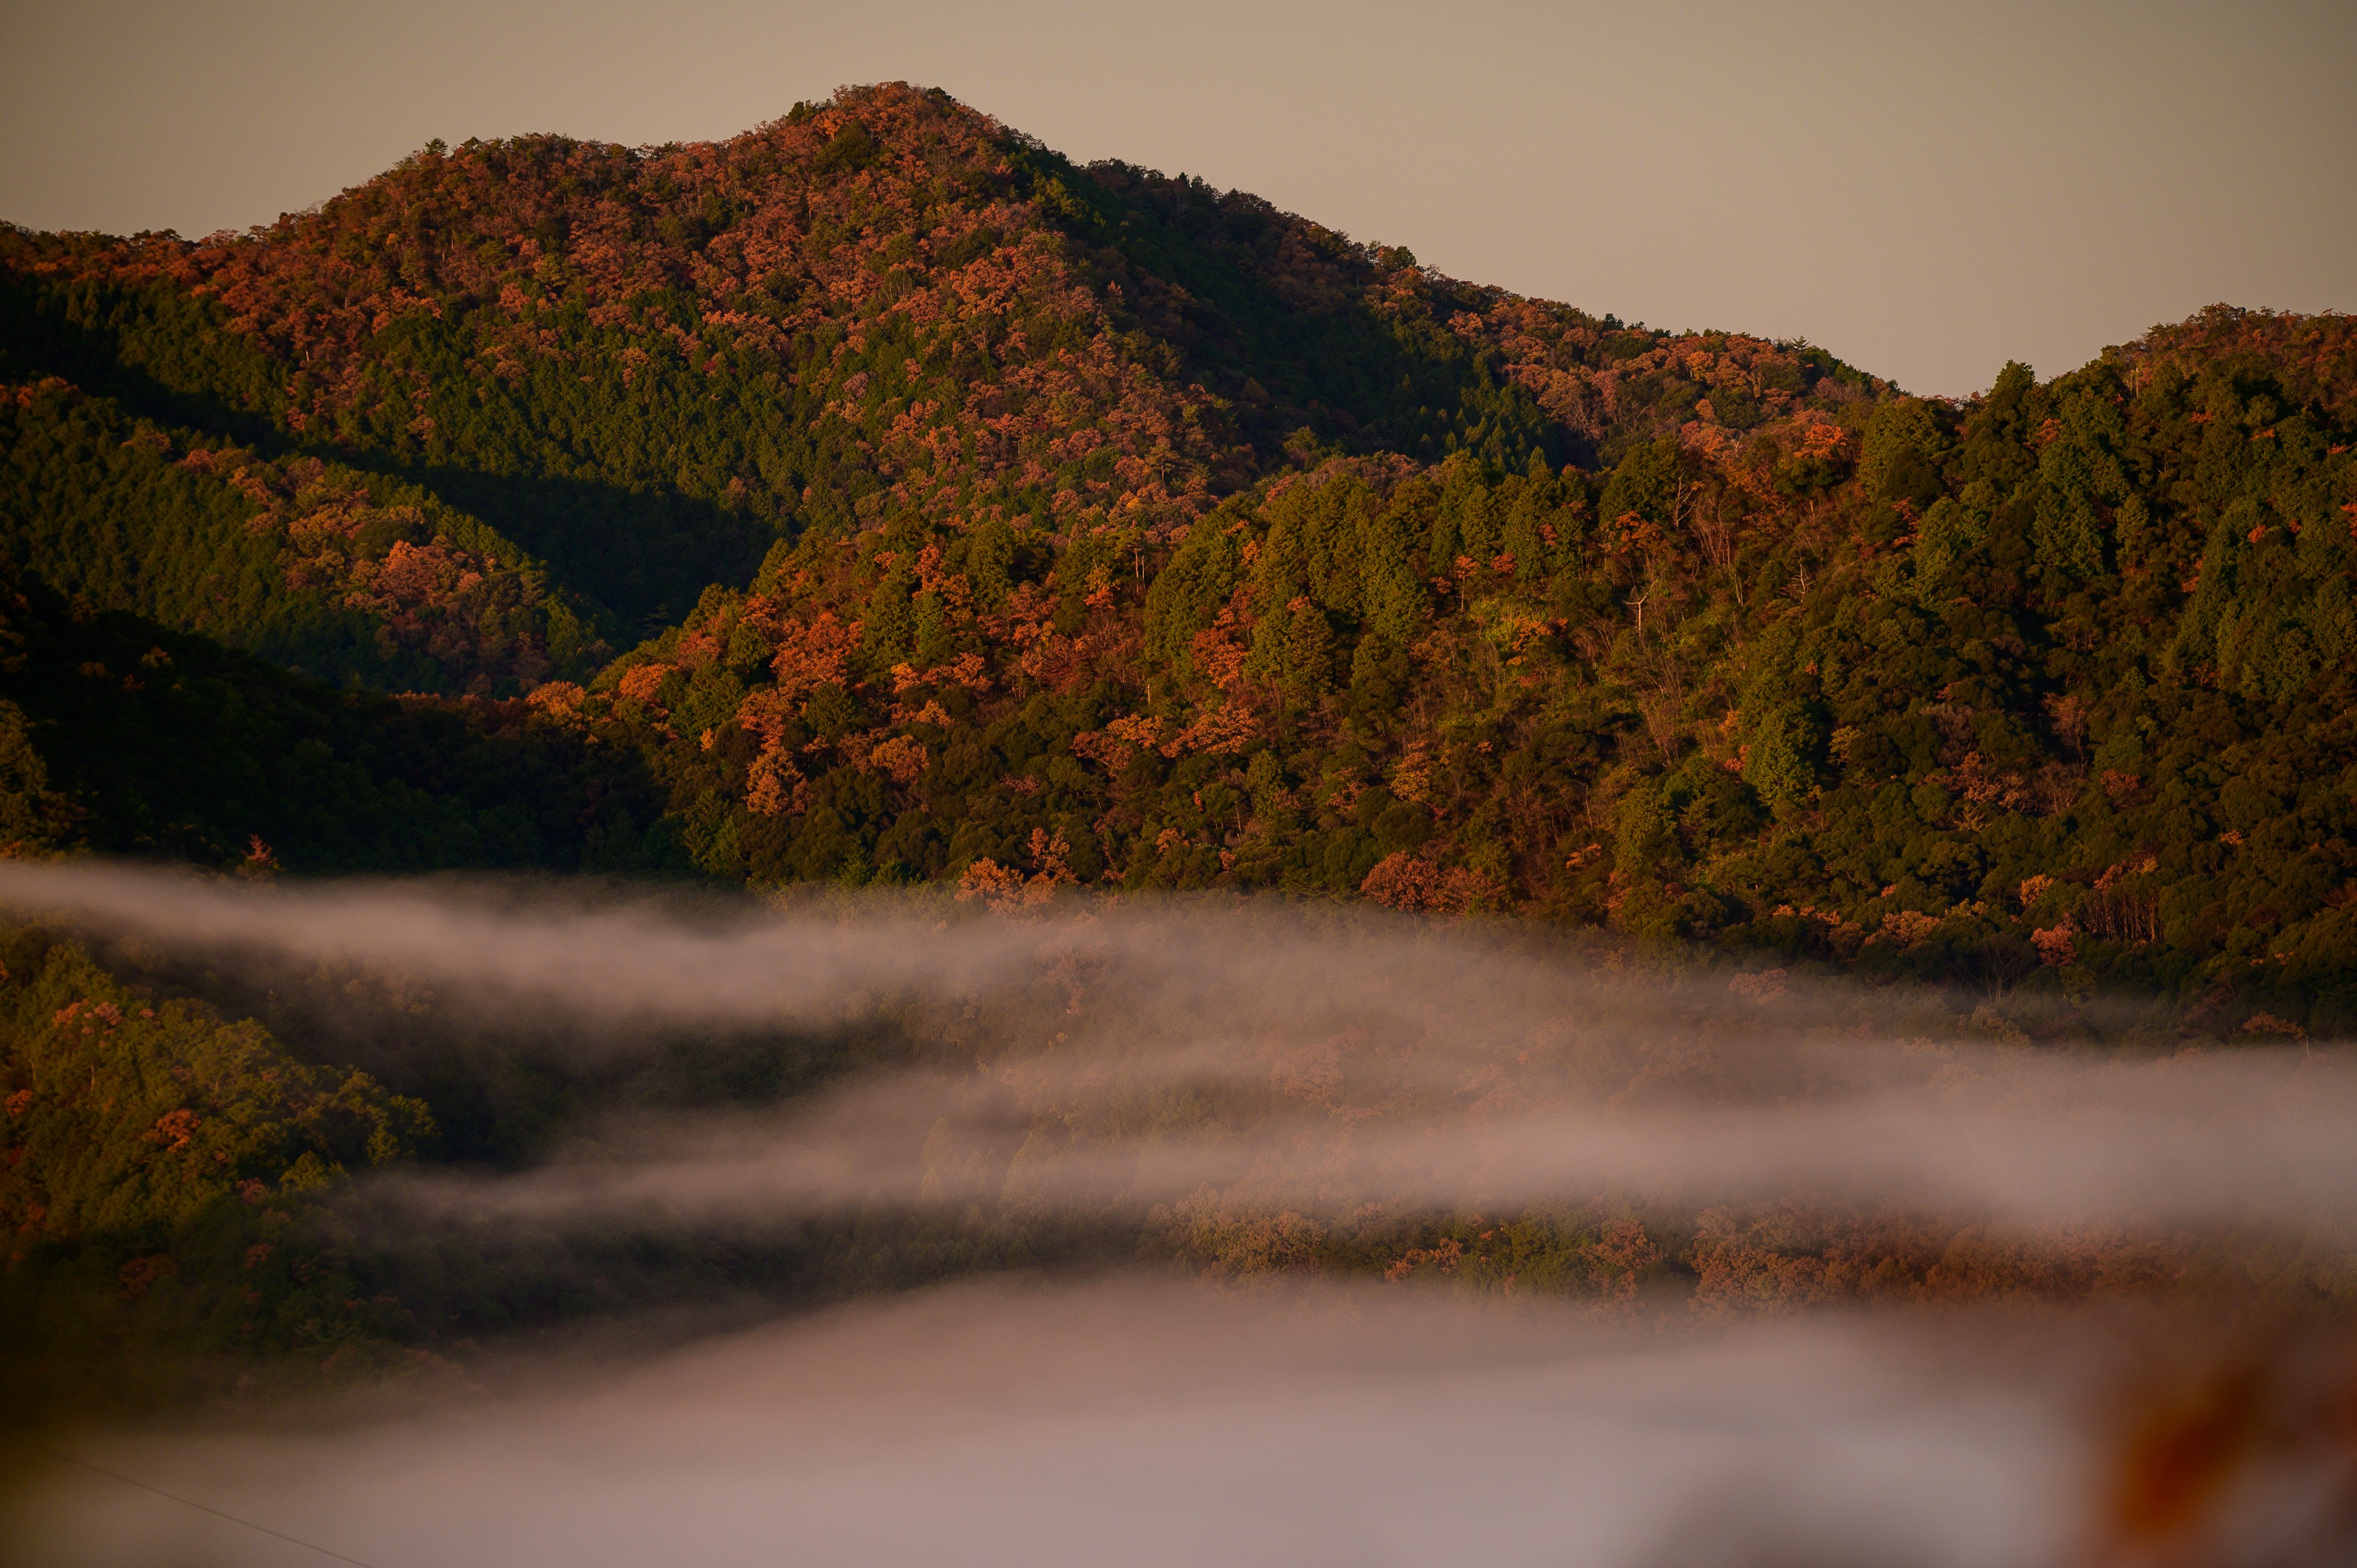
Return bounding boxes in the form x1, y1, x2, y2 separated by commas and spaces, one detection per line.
1, 864, 2353, 1564
8, 1278, 2355, 1568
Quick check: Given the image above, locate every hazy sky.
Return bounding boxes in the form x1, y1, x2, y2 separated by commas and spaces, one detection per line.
2, 0, 2350, 395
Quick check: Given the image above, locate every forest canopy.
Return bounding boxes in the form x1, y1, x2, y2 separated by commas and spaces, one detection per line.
4, 85, 2353, 1024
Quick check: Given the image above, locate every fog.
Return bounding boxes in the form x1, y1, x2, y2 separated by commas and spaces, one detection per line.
0, 860, 1048, 1035
8, 860, 2352, 1240
11, 1278, 2354, 1568
365, 1042, 2357, 1238
0, 1280, 2169, 1567
4, 862, 2354, 1564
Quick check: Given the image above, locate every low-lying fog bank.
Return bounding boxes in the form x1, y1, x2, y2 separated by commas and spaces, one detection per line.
4, 863, 2353, 1564
14, 1276, 2350, 1568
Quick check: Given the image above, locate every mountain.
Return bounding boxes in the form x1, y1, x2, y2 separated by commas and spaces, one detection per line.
2, 81, 2355, 1020
2, 85, 1876, 639
4, 80, 2357, 1424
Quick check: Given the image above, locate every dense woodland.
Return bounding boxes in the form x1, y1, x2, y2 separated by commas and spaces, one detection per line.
4, 83, 2355, 1409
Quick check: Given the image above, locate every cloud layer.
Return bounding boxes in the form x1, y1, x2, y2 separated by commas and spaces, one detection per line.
7, 863, 2356, 1565
4, 1279, 2088, 1568
9, 859, 2354, 1241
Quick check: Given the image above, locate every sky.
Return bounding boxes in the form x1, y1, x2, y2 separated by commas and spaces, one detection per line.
2, 0, 2351, 396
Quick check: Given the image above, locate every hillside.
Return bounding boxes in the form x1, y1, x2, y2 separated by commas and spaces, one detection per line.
0, 83, 2351, 1033
1, 376, 605, 694
562, 320, 2357, 1032
1, 85, 2354, 1025
0, 552, 676, 873
2, 84, 1877, 641
0, 924, 435, 1410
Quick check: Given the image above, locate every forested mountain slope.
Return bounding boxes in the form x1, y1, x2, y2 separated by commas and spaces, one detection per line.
567, 317, 2357, 1027
0, 925, 435, 1408
0, 82, 2353, 1029
1, 376, 603, 693
0, 554, 674, 872
1, 84, 1876, 641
